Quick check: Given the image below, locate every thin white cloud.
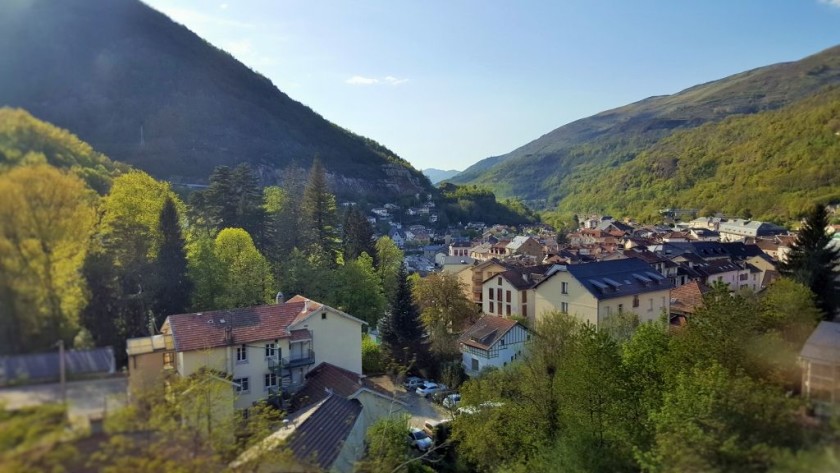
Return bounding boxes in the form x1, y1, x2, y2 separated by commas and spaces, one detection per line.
345, 75, 409, 86
219, 3, 229, 10
819, 0, 840, 7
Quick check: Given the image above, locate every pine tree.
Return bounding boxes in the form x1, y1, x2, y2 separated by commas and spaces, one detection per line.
151, 197, 193, 327
204, 165, 236, 228
781, 204, 840, 319
301, 158, 338, 261
342, 207, 376, 261
379, 266, 427, 367
231, 163, 265, 246
269, 165, 307, 259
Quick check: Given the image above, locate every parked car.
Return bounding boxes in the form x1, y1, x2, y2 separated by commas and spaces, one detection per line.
430, 389, 456, 404
403, 376, 425, 390
416, 382, 447, 398
407, 427, 433, 451
423, 419, 451, 439
442, 393, 461, 409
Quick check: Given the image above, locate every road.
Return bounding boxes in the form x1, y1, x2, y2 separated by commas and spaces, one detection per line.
0, 376, 128, 418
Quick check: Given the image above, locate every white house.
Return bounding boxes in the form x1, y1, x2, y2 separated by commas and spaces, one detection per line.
459, 315, 531, 376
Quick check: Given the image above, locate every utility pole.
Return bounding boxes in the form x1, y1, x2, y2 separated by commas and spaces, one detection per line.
58, 339, 67, 405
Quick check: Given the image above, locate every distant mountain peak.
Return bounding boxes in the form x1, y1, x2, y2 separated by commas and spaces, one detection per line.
422, 168, 461, 184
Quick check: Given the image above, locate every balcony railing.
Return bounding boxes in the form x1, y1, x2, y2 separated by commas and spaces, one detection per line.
284, 349, 315, 369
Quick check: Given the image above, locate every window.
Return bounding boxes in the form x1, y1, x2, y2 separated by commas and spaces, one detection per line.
521, 304, 527, 315
163, 352, 174, 368
236, 344, 248, 363
488, 288, 494, 301
561, 302, 569, 313
264, 373, 278, 390
618, 304, 624, 313
265, 343, 276, 359
471, 358, 479, 371
739, 273, 748, 281
522, 291, 527, 303
500, 337, 505, 346
497, 277, 502, 286
489, 302, 495, 313
506, 304, 511, 316
649, 298, 654, 311
561, 281, 568, 294
632, 295, 639, 308
322, 312, 327, 320
506, 291, 511, 303
233, 377, 250, 394
497, 288, 502, 302
606, 306, 612, 316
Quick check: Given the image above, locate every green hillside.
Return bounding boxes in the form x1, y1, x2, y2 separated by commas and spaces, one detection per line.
0, 0, 430, 199
451, 45, 840, 209
0, 108, 129, 193
557, 86, 840, 222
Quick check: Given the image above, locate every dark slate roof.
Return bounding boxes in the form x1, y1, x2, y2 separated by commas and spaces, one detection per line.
693, 260, 742, 277
287, 395, 362, 470
0, 347, 115, 385
659, 242, 764, 262
543, 259, 672, 300
458, 315, 522, 350
290, 362, 393, 411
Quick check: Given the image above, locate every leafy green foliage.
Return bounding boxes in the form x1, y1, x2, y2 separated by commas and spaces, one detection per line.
453, 281, 824, 473
0, 108, 128, 193
436, 183, 537, 225
362, 334, 384, 374
412, 272, 479, 360
0, 403, 78, 473
211, 228, 275, 308
375, 236, 405, 305
356, 414, 433, 473
558, 87, 840, 222
331, 252, 385, 326
0, 164, 97, 353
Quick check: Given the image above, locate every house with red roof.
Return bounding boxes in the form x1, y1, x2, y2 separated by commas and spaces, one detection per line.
126, 295, 366, 412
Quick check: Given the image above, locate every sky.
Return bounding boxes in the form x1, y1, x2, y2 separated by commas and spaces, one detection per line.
143, 0, 840, 172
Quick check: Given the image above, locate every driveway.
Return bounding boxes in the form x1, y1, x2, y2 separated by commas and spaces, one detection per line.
0, 376, 128, 419
367, 375, 451, 428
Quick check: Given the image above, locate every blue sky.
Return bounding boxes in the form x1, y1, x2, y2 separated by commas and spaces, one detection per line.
144, 0, 840, 171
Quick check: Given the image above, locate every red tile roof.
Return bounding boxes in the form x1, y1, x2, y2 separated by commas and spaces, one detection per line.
291, 362, 394, 411
164, 296, 322, 352
669, 281, 709, 316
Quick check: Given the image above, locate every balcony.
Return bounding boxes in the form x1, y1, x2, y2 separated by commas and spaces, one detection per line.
285, 349, 315, 369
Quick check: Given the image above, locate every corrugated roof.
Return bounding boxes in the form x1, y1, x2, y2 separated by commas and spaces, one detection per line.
287, 394, 362, 470
1, 347, 115, 385
800, 322, 840, 364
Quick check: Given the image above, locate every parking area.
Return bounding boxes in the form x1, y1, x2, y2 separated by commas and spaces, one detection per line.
367, 375, 452, 428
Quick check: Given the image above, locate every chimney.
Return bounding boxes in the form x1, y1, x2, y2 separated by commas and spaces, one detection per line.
276, 292, 285, 305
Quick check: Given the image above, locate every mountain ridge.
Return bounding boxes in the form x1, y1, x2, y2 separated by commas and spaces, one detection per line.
451, 44, 840, 210
422, 168, 461, 184
0, 0, 431, 200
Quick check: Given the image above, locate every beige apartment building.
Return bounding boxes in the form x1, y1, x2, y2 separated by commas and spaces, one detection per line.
126, 295, 365, 411
533, 259, 672, 327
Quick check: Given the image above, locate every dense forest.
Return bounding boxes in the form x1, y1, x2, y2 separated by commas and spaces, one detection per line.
450, 45, 840, 221
558, 86, 840, 222
0, 0, 430, 199
0, 109, 405, 363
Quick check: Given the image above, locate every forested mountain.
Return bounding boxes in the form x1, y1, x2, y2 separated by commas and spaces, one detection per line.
0, 0, 430, 199
0, 108, 129, 193
422, 168, 461, 184
450, 45, 840, 212
558, 86, 840, 222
